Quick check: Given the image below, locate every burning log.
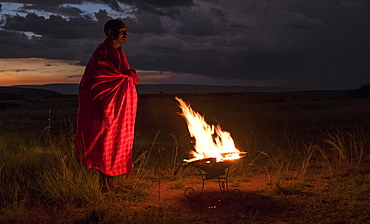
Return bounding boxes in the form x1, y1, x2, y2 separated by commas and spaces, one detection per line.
175, 152, 247, 179
175, 97, 246, 163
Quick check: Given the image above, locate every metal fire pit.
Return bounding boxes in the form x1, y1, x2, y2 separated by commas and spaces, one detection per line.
174, 152, 246, 200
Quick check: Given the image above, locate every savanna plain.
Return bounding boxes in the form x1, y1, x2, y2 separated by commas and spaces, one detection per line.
1, 86, 370, 224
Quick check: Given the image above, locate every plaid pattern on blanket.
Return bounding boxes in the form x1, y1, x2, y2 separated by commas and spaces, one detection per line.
75, 39, 139, 176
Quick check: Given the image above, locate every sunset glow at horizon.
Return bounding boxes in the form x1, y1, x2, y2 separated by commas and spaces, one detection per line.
0, 58, 84, 86
0, 58, 278, 87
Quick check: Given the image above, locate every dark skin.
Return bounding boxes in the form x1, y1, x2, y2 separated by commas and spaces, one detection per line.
108, 23, 128, 48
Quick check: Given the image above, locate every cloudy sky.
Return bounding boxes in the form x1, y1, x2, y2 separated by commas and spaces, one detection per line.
0, 0, 369, 90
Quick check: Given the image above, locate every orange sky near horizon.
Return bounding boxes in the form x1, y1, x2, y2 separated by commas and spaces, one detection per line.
0, 58, 84, 86
0, 58, 276, 87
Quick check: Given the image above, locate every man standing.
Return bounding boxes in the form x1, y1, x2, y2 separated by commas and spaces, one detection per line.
75, 20, 139, 192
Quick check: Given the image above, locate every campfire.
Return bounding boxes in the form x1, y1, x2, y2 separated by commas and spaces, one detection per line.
175, 97, 246, 164
175, 97, 246, 199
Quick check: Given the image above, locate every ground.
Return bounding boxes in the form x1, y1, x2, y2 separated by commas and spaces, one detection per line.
112, 166, 370, 224
115, 172, 304, 224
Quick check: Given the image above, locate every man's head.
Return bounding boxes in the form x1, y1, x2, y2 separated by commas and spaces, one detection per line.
104, 20, 127, 47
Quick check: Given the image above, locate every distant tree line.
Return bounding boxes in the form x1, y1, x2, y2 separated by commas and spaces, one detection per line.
348, 84, 370, 98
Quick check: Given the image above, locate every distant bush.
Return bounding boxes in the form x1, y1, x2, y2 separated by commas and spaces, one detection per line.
348, 84, 370, 98
0, 102, 22, 110
0, 87, 63, 101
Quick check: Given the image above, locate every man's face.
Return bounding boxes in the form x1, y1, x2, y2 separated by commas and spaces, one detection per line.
113, 24, 127, 45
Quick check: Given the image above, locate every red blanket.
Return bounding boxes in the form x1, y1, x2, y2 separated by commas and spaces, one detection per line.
75, 38, 139, 176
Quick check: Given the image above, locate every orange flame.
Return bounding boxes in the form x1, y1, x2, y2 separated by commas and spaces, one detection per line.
176, 97, 242, 162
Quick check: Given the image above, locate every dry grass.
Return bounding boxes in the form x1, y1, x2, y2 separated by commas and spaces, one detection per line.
0, 90, 370, 223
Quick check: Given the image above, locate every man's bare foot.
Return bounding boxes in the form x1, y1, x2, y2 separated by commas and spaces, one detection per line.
99, 172, 113, 193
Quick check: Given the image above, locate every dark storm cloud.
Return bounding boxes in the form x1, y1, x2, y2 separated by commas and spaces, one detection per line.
1, 0, 93, 17
18, 3, 85, 17
19, 5, 83, 17
1, 0, 87, 8
1, 0, 370, 90
0, 9, 112, 61
123, 9, 166, 34
0, 29, 64, 59
121, 0, 194, 8
175, 9, 216, 36
3, 13, 101, 39
125, 0, 370, 89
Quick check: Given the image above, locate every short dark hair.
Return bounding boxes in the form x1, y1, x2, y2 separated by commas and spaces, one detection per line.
104, 20, 125, 38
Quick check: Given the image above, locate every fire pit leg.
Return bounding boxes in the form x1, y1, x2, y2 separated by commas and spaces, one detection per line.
223, 166, 242, 200
184, 166, 205, 200
178, 158, 245, 201
218, 177, 228, 193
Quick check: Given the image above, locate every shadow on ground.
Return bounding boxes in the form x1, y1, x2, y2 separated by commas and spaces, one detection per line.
135, 188, 292, 223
